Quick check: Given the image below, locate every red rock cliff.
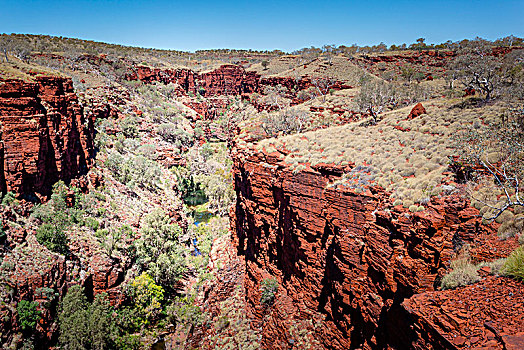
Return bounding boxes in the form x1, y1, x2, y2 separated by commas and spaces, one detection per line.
0, 76, 95, 197
230, 145, 518, 349
127, 64, 259, 97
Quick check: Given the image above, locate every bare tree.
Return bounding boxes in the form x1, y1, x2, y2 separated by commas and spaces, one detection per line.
261, 85, 289, 111
450, 39, 503, 101
1, 36, 12, 63
311, 76, 336, 102
261, 108, 309, 137
455, 107, 524, 221
355, 79, 397, 124
322, 44, 336, 65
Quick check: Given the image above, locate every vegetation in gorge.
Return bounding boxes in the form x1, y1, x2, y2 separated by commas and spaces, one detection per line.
260, 277, 279, 305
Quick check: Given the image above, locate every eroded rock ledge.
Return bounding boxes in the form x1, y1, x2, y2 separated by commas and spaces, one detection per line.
230, 145, 522, 349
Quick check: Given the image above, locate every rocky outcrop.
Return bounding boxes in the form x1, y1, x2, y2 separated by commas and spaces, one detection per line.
126, 64, 259, 97
0, 76, 95, 198
230, 145, 519, 349
398, 275, 524, 349
127, 65, 351, 102
407, 102, 426, 119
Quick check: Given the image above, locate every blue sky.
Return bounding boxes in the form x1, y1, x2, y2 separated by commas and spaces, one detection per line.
1, 0, 522, 52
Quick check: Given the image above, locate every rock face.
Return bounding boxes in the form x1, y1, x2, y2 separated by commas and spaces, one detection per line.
398, 276, 524, 349
127, 64, 350, 101
126, 64, 259, 97
230, 145, 519, 349
407, 102, 427, 119
0, 76, 95, 197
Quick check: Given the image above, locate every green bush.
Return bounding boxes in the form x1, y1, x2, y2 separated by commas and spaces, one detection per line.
120, 115, 139, 138
504, 246, 524, 280
127, 273, 165, 324
156, 123, 191, 146
134, 209, 186, 287
32, 181, 92, 254
36, 223, 68, 254
260, 277, 279, 305
114, 334, 141, 350
0, 220, 6, 244
1, 191, 17, 206
166, 295, 204, 327
17, 300, 41, 332
106, 153, 162, 191
84, 217, 100, 231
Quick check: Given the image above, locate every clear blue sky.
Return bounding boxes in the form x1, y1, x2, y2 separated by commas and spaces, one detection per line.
1, 0, 522, 52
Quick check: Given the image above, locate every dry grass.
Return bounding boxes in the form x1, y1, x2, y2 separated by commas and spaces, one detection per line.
0, 56, 62, 81
248, 55, 373, 86
249, 97, 508, 206
247, 55, 303, 76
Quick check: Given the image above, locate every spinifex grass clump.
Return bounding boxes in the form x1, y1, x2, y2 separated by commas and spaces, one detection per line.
440, 253, 480, 290
504, 246, 524, 281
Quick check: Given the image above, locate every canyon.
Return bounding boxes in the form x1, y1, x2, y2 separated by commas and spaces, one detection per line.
229, 134, 522, 349
0, 35, 522, 349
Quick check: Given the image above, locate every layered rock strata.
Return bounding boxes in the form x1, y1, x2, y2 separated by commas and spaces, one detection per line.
230, 145, 520, 349
0, 76, 95, 197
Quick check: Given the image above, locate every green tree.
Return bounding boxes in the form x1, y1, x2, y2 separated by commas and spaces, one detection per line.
134, 210, 187, 287
59, 286, 89, 349
36, 223, 68, 254
88, 293, 117, 350
128, 273, 165, 324
59, 286, 117, 350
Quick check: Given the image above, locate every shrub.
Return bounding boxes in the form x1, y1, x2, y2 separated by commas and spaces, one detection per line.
440, 257, 480, 290
106, 153, 162, 191
84, 217, 100, 231
166, 295, 204, 327
120, 115, 139, 138
127, 273, 164, 324
35, 287, 58, 308
1, 191, 17, 206
504, 246, 524, 280
129, 155, 162, 190
260, 277, 279, 305
0, 220, 5, 243
36, 223, 68, 254
17, 300, 41, 332
156, 123, 191, 146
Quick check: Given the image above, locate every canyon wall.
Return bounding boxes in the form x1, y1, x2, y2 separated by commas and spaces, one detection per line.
230, 145, 521, 349
126, 64, 259, 96
127, 64, 350, 99
0, 76, 95, 198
